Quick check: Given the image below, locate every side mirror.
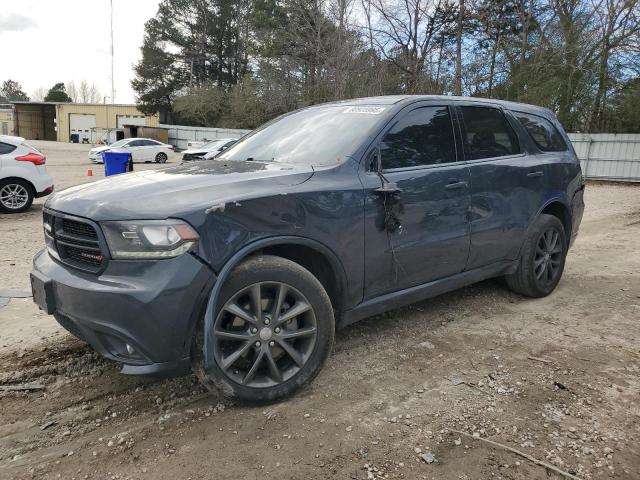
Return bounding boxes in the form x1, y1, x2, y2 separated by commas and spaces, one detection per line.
373, 146, 401, 195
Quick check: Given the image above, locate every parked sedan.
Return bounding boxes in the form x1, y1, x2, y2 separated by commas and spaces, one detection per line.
0, 135, 54, 213
181, 138, 237, 161
89, 138, 174, 164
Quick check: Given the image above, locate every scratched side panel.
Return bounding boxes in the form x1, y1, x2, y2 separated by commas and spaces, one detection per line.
192, 161, 366, 309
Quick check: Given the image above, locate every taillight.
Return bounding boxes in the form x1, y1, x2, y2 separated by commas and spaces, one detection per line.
16, 152, 46, 165
168, 145, 175, 151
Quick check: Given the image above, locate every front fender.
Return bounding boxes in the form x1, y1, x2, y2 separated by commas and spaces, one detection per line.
200, 235, 347, 371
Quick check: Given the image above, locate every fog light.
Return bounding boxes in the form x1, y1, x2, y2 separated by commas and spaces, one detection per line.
126, 344, 135, 355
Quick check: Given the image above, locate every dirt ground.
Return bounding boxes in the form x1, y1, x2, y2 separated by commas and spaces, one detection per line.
1, 141, 639, 480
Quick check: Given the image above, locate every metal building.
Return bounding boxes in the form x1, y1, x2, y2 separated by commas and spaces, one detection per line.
11, 102, 159, 144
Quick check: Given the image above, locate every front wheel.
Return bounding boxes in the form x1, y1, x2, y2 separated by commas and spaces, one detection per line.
155, 152, 168, 163
0, 179, 34, 213
192, 255, 335, 403
505, 214, 567, 297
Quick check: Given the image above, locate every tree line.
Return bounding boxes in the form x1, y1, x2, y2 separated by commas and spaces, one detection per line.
132, 0, 639, 133
0, 80, 103, 104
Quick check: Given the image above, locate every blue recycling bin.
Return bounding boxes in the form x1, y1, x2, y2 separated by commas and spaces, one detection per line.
102, 150, 132, 176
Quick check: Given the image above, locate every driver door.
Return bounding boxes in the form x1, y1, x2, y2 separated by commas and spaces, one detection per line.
362, 104, 471, 299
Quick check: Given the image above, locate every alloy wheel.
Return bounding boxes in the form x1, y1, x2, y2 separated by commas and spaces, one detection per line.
534, 227, 563, 285
213, 281, 318, 388
0, 183, 29, 210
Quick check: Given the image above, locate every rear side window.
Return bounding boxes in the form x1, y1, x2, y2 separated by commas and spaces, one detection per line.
128, 140, 143, 147
144, 140, 160, 146
515, 112, 567, 152
460, 106, 520, 160
0, 142, 17, 155
381, 106, 456, 169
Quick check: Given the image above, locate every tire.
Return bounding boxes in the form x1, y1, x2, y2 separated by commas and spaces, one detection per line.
192, 255, 335, 403
0, 178, 34, 213
505, 214, 567, 298
155, 152, 168, 163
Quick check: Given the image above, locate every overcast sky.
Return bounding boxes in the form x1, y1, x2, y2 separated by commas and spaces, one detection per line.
1, 0, 160, 104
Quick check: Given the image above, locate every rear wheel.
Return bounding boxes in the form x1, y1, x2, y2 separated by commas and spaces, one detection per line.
0, 179, 34, 213
192, 255, 334, 403
505, 214, 567, 297
155, 152, 168, 163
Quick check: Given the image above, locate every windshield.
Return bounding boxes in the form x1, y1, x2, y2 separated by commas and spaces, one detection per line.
109, 139, 129, 148
217, 105, 387, 165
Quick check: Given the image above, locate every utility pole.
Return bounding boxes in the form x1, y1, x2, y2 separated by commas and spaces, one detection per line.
110, 0, 115, 104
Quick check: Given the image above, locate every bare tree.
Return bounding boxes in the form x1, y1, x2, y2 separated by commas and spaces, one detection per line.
454, 0, 464, 94
31, 87, 47, 102
66, 81, 79, 102
364, 0, 457, 93
589, 0, 640, 130
77, 80, 102, 103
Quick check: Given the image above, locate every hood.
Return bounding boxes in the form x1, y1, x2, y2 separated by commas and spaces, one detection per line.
90, 145, 112, 154
45, 159, 314, 221
182, 147, 210, 155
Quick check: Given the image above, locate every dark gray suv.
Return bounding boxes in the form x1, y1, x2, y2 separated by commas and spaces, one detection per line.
31, 96, 584, 402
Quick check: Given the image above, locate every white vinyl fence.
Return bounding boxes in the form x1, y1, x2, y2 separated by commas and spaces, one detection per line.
568, 133, 640, 182
160, 124, 251, 151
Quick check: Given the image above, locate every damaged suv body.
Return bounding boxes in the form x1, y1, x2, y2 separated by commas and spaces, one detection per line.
31, 96, 584, 402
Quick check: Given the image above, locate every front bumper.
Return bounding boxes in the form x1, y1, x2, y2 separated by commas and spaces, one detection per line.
31, 249, 216, 377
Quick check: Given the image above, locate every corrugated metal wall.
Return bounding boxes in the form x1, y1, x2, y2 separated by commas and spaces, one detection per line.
160, 124, 251, 150
568, 133, 640, 182
57, 104, 160, 143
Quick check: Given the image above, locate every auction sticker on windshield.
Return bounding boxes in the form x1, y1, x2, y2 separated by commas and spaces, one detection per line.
343, 106, 386, 114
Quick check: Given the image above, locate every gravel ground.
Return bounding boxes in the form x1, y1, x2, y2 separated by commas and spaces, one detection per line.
0, 142, 639, 480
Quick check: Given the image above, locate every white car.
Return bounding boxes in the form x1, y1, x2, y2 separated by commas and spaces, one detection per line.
0, 135, 54, 213
181, 138, 237, 161
89, 138, 174, 164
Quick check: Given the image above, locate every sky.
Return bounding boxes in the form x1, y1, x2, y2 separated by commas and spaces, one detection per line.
0, 0, 161, 104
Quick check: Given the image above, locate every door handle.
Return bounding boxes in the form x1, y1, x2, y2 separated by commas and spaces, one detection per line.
527, 170, 544, 178
445, 181, 468, 190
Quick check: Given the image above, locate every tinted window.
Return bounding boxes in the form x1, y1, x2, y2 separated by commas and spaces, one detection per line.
218, 106, 385, 166
128, 140, 144, 147
460, 106, 520, 160
515, 112, 567, 152
380, 106, 456, 170
0, 142, 17, 155
144, 139, 161, 146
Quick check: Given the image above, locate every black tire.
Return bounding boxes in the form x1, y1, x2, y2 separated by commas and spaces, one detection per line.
192, 255, 335, 403
0, 178, 34, 213
505, 214, 567, 298
155, 152, 168, 163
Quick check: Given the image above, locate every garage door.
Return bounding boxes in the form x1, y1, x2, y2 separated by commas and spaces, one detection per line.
69, 114, 96, 143
116, 115, 146, 128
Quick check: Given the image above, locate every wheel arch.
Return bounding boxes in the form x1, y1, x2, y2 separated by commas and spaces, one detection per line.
0, 176, 36, 195
539, 199, 572, 240
517, 197, 572, 260
200, 236, 347, 371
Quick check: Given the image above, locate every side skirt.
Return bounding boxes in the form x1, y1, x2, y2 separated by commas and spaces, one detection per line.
338, 260, 516, 329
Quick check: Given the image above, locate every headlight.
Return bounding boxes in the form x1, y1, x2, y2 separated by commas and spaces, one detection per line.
101, 219, 199, 259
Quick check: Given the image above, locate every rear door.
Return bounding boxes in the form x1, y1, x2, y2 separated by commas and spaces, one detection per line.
456, 104, 544, 269
362, 103, 471, 298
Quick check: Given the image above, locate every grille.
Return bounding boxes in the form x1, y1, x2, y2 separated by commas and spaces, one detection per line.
44, 211, 105, 273
62, 218, 98, 239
